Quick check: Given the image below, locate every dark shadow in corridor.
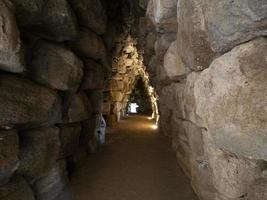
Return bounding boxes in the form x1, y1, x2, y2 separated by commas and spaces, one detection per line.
69, 115, 198, 200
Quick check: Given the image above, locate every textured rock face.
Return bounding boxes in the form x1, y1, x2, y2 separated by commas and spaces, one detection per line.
110, 91, 123, 102
248, 178, 267, 200
68, 0, 107, 34
0, 75, 62, 129
144, 0, 267, 199
0, 176, 35, 200
81, 114, 101, 148
163, 40, 186, 80
146, 0, 177, 32
203, 132, 264, 199
202, 0, 267, 52
177, 0, 216, 71
70, 28, 107, 61
158, 83, 184, 137
173, 120, 217, 200
86, 90, 103, 114
181, 72, 200, 124
0, 130, 19, 186
13, 0, 78, 41
62, 92, 91, 123
39, 0, 78, 41
195, 38, 267, 160
144, 32, 157, 66
0, 0, 24, 73
58, 123, 81, 158
12, 0, 45, 27
33, 161, 69, 200
18, 127, 61, 182
81, 59, 105, 90
139, 0, 149, 9
30, 41, 84, 91
154, 33, 176, 60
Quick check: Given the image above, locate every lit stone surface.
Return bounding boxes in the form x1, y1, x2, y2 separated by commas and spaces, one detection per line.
30, 41, 84, 91
0, 0, 24, 73
195, 38, 267, 160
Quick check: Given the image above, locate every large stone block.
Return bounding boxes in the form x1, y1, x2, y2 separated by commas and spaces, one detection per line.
110, 91, 123, 102
0, 130, 19, 186
12, 0, 45, 27
102, 102, 111, 115
159, 83, 185, 116
154, 33, 176, 61
70, 28, 106, 61
139, 0, 149, 9
158, 104, 172, 136
0, 176, 35, 200
33, 161, 69, 200
190, 157, 216, 200
146, 55, 157, 84
171, 117, 191, 176
0, 75, 62, 129
81, 59, 105, 90
0, 0, 24, 73
13, 0, 78, 41
68, 0, 107, 34
146, 0, 177, 33
163, 40, 186, 80
30, 41, 83, 91
144, 32, 157, 66
177, 0, 216, 71
247, 178, 267, 200
195, 38, 267, 160
203, 132, 263, 199
86, 90, 103, 114
202, 0, 267, 52
181, 72, 201, 124
110, 79, 125, 91
58, 123, 81, 159
18, 127, 60, 183
186, 124, 216, 200
62, 92, 91, 123
81, 114, 101, 153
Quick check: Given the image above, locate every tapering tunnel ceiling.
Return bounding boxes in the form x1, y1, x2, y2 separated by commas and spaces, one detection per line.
104, 35, 158, 125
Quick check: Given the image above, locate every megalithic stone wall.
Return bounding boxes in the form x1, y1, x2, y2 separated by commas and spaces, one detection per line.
0, 0, 110, 199
143, 0, 267, 199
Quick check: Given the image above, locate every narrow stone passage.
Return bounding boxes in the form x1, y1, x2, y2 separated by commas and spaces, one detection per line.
70, 115, 198, 200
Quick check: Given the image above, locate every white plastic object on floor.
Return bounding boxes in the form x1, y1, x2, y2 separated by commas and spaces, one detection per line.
97, 115, 106, 145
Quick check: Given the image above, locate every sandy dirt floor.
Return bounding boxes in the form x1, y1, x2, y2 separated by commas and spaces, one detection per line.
70, 115, 198, 200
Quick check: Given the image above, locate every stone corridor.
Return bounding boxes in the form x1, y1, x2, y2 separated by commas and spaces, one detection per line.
70, 115, 197, 200
0, 0, 266, 199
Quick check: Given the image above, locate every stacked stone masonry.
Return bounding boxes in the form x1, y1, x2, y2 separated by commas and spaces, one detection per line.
143, 0, 267, 199
0, 0, 110, 199
0, 0, 266, 199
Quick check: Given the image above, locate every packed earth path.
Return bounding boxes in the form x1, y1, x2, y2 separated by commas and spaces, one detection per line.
69, 115, 198, 200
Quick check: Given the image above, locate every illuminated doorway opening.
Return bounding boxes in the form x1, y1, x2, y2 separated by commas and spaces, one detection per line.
127, 77, 153, 115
